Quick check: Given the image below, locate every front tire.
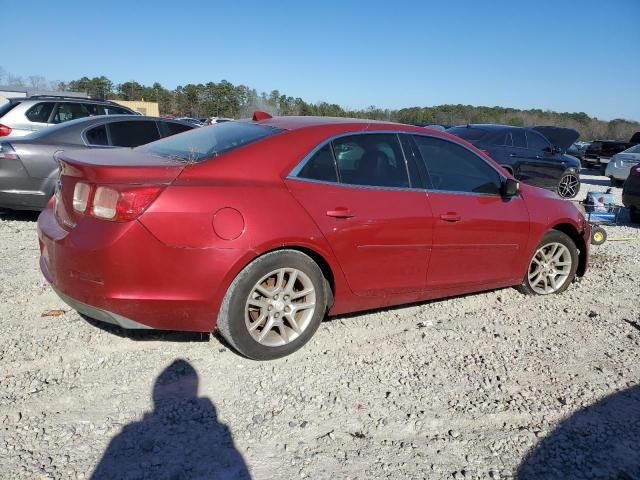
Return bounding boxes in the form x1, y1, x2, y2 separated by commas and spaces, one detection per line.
518, 231, 579, 296
217, 250, 328, 360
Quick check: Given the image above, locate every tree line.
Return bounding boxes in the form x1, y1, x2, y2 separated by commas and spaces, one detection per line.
1, 67, 638, 141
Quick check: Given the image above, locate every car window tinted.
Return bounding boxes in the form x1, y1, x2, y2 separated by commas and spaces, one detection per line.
526, 130, 550, 151
84, 104, 106, 116
446, 127, 487, 144
85, 125, 109, 146
333, 134, 409, 188
512, 129, 526, 148
413, 135, 502, 194
52, 103, 90, 124
298, 144, 338, 183
624, 144, 640, 154
137, 122, 282, 162
109, 121, 160, 147
0, 101, 19, 118
158, 121, 194, 137
104, 105, 132, 115
487, 132, 507, 146
25, 103, 54, 123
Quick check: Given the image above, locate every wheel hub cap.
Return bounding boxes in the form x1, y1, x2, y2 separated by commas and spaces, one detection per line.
527, 242, 572, 294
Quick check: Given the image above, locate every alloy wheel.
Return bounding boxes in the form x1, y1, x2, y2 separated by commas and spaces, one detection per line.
557, 174, 579, 198
527, 242, 573, 294
244, 268, 316, 347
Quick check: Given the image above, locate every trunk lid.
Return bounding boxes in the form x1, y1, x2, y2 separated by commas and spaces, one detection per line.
54, 148, 186, 229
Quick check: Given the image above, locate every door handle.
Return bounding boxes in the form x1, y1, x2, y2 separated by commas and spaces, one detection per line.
509, 153, 517, 158
326, 208, 355, 218
439, 213, 461, 222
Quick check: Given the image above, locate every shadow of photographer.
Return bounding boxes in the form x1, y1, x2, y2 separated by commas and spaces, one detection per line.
91, 359, 251, 480
516, 385, 640, 479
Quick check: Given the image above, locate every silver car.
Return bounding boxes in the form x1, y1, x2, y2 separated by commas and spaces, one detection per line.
0, 95, 136, 138
605, 144, 640, 186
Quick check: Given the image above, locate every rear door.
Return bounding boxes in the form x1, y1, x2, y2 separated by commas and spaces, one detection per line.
285, 133, 433, 296
411, 134, 530, 290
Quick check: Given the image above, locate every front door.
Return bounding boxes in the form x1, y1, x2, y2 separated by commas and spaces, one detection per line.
286, 133, 433, 296
410, 134, 530, 290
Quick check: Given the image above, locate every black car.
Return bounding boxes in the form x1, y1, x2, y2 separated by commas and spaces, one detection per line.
0, 115, 194, 211
622, 164, 640, 224
447, 124, 581, 198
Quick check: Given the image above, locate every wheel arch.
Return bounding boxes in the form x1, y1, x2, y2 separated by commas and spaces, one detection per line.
551, 222, 587, 276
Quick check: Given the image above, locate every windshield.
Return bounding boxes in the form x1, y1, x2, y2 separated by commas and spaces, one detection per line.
137, 121, 283, 162
623, 144, 640, 154
446, 126, 488, 144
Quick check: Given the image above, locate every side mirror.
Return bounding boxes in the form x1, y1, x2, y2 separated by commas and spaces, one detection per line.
502, 178, 520, 197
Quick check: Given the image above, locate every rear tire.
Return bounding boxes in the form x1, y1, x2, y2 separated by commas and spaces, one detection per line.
217, 250, 327, 360
518, 230, 579, 296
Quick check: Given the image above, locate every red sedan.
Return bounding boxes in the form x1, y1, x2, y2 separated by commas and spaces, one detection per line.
37, 114, 590, 360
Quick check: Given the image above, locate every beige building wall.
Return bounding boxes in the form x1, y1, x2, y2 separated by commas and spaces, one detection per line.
113, 100, 159, 116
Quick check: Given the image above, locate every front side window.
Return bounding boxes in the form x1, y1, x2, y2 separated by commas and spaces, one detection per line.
25, 103, 54, 123
512, 129, 527, 148
52, 103, 90, 124
84, 104, 106, 116
526, 130, 550, 151
413, 135, 502, 195
109, 121, 160, 147
333, 134, 409, 188
137, 121, 282, 162
85, 125, 108, 146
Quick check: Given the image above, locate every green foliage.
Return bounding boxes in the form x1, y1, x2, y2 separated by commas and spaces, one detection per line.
62, 75, 639, 141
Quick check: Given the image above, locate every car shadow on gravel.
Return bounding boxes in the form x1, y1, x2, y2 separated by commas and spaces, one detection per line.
0, 209, 40, 222
91, 359, 251, 480
82, 315, 211, 343
579, 177, 613, 187
516, 385, 640, 479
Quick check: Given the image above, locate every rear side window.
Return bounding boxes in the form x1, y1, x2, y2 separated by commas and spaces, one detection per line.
0, 101, 19, 118
109, 121, 160, 147
512, 129, 527, 148
85, 125, 109, 146
52, 103, 90, 124
158, 121, 194, 137
298, 144, 338, 182
333, 134, 409, 188
104, 105, 133, 115
526, 130, 550, 151
84, 104, 106, 116
137, 122, 282, 162
413, 135, 502, 195
25, 103, 54, 123
446, 127, 487, 144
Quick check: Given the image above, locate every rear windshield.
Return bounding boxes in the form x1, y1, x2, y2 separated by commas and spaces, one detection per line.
446, 127, 488, 144
137, 121, 283, 162
0, 100, 20, 118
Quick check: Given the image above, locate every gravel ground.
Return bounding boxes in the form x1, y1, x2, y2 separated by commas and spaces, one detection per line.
1, 169, 639, 480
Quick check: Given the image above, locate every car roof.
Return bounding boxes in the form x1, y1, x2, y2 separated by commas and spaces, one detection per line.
450, 124, 523, 131
9, 96, 125, 105
256, 115, 412, 131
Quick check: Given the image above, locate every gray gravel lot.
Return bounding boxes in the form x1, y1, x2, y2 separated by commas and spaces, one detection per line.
1, 169, 639, 479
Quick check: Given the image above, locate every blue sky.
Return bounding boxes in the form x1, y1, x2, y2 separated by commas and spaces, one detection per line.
3, 0, 639, 121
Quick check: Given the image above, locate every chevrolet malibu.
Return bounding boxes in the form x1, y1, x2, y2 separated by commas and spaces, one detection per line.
37, 114, 590, 360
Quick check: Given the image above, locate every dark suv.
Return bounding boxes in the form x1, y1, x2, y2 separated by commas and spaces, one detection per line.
0, 95, 136, 138
447, 124, 581, 198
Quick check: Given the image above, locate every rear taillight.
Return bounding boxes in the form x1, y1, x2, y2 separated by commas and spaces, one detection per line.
72, 182, 91, 213
631, 165, 640, 177
0, 142, 18, 159
0, 124, 12, 137
91, 185, 164, 221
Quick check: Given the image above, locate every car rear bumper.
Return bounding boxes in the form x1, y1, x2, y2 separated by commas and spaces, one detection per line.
37, 207, 241, 332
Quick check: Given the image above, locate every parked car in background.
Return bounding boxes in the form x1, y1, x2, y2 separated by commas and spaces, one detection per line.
37, 114, 589, 360
622, 164, 640, 224
567, 142, 588, 166
208, 117, 233, 125
0, 115, 194, 211
175, 117, 206, 127
446, 124, 581, 198
584, 132, 640, 172
605, 144, 640, 186
0, 95, 136, 138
